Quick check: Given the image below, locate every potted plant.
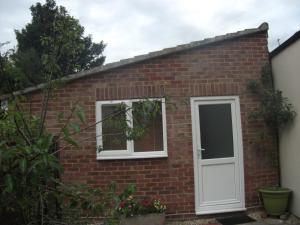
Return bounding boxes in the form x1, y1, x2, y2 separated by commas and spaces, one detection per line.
259, 187, 292, 216
116, 195, 166, 225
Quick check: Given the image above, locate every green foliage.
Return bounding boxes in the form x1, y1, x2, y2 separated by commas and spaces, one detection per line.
0, 101, 127, 224
0, 0, 106, 93
247, 64, 296, 129
0, 103, 103, 224
0, 45, 24, 94
0, 109, 61, 224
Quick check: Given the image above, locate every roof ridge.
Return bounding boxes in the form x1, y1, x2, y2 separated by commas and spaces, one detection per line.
100, 22, 268, 71
1, 22, 268, 99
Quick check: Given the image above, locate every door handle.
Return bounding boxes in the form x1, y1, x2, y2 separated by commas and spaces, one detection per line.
197, 148, 205, 158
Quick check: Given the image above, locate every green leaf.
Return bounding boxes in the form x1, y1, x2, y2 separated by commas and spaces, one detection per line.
49, 159, 63, 173
69, 122, 80, 133
75, 105, 85, 123
20, 158, 27, 173
57, 112, 64, 122
62, 127, 70, 138
42, 154, 48, 165
37, 134, 54, 151
5, 174, 13, 192
64, 136, 79, 148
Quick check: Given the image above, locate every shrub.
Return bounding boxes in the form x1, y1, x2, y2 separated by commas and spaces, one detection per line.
247, 64, 296, 129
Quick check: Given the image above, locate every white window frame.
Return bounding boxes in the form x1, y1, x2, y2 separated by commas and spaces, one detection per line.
96, 98, 168, 160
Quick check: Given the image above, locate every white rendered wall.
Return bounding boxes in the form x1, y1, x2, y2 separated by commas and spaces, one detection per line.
272, 39, 300, 217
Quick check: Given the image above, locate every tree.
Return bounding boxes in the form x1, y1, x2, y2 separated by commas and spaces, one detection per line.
0, 2, 162, 223
1, 28, 108, 224
12, 0, 106, 88
0, 19, 160, 222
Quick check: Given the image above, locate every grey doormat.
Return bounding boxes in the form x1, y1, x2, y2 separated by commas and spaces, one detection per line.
217, 215, 256, 225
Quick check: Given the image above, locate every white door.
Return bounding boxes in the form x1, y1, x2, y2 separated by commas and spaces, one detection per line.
191, 96, 245, 215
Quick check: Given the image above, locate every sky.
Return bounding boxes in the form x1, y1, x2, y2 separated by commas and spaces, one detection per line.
0, 0, 299, 63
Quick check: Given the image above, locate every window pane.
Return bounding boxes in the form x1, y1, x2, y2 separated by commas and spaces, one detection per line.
102, 104, 127, 151
199, 104, 234, 159
133, 101, 164, 152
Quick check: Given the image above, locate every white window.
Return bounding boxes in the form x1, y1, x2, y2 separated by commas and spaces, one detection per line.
96, 98, 167, 160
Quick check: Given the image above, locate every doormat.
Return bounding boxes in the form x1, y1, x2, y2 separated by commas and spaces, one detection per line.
217, 215, 256, 225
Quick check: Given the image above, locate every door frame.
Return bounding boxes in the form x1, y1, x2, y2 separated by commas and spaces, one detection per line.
190, 96, 245, 215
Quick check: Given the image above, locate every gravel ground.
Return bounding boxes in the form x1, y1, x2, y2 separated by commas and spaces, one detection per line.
248, 210, 300, 225
93, 210, 300, 225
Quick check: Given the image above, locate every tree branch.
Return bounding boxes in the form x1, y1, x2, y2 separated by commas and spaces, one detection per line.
55, 101, 79, 140
56, 106, 129, 142
12, 115, 32, 146
52, 132, 125, 155
39, 73, 53, 137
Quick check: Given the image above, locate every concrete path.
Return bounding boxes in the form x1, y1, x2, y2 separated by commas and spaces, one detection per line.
166, 214, 300, 225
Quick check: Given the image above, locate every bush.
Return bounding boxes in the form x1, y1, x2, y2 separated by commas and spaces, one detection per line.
0, 104, 114, 224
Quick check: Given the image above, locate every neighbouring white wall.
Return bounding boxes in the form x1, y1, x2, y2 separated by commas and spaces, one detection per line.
272, 39, 300, 217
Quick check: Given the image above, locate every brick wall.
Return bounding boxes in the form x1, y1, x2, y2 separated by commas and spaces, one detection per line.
26, 31, 279, 218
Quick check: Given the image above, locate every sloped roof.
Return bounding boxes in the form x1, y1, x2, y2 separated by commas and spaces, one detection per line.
270, 30, 300, 58
1, 22, 268, 99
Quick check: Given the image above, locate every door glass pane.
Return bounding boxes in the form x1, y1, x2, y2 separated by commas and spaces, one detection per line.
133, 101, 164, 152
198, 104, 234, 159
102, 104, 127, 150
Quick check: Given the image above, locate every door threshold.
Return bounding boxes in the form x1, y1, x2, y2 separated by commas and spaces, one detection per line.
196, 207, 246, 215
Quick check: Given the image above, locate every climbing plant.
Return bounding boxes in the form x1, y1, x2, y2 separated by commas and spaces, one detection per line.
247, 64, 296, 130
247, 64, 296, 184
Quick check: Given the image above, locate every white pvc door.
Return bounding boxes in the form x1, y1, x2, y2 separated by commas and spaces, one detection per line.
191, 96, 245, 215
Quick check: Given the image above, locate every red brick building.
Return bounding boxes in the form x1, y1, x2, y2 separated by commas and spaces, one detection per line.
14, 23, 279, 218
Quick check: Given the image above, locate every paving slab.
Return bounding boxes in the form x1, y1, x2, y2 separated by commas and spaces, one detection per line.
240, 222, 268, 225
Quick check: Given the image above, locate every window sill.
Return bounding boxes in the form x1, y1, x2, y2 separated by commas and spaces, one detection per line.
96, 152, 168, 160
